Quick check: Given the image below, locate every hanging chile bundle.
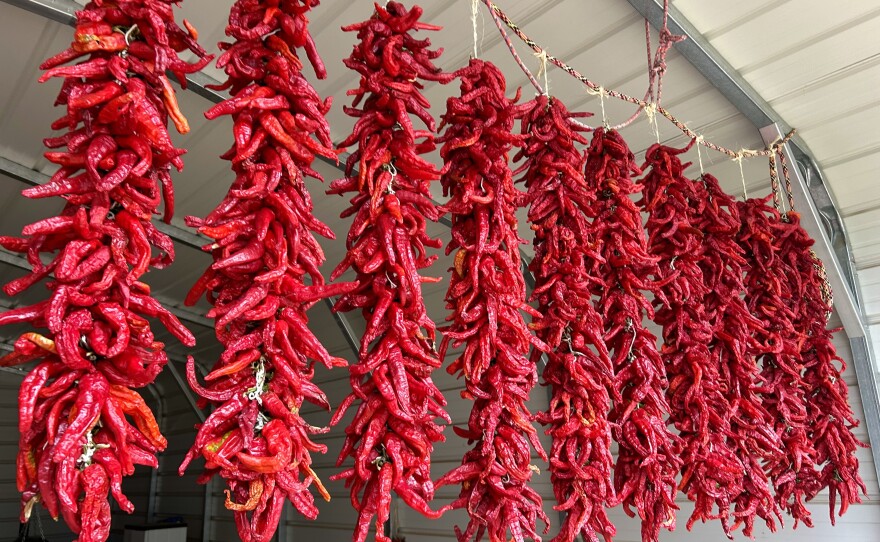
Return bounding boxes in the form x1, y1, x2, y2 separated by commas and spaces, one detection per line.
516, 96, 617, 542
581, 128, 682, 542
435, 58, 550, 542
639, 144, 783, 536
326, 3, 452, 541
0, 0, 209, 539
769, 205, 867, 523
737, 196, 819, 526
178, 1, 354, 540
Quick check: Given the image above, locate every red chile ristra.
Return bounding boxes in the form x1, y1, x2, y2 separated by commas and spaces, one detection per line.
0, 1, 208, 539
771, 211, 867, 524
326, 3, 451, 541
639, 145, 782, 537
515, 96, 617, 542
582, 129, 681, 542
435, 58, 549, 542
737, 198, 818, 526
178, 1, 351, 540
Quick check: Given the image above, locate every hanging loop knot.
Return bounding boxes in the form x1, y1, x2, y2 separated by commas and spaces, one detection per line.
534, 49, 550, 96
694, 134, 706, 176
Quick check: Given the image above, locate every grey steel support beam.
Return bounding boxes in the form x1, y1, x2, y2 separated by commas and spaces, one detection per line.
324, 297, 360, 357
0, 246, 215, 330
143, 383, 164, 522
1, 0, 228, 106
0, 342, 27, 376
759, 125, 865, 337
627, 0, 776, 129
0, 0, 71, 25
849, 336, 880, 489
0, 155, 209, 252
165, 357, 206, 424
0, 0, 356, 173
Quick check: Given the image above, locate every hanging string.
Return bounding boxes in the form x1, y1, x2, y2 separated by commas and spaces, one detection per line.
735, 152, 748, 199
695, 134, 706, 176
768, 151, 783, 212
485, 0, 542, 93
645, 102, 660, 143
777, 148, 796, 212
588, 85, 609, 128
482, 0, 796, 160
648, 0, 684, 107
471, 0, 480, 58
535, 50, 550, 96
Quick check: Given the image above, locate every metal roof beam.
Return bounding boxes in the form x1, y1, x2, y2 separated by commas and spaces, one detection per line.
0, 155, 208, 251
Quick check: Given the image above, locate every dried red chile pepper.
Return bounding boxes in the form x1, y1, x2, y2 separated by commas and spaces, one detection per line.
768, 211, 867, 524
639, 144, 783, 537
326, 4, 452, 541
579, 129, 681, 542
0, 1, 207, 539
178, 1, 349, 540
435, 58, 549, 542
515, 96, 616, 542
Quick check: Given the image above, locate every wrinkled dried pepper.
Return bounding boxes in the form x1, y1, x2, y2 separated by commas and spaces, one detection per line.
737, 197, 817, 527
436, 58, 549, 542
639, 144, 782, 537
770, 211, 867, 525
515, 95, 616, 542
0, 2, 208, 538
580, 129, 681, 542
179, 1, 346, 541
326, 4, 451, 541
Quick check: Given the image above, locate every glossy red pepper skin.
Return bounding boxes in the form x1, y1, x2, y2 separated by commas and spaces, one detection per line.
0, 1, 209, 538
515, 96, 617, 542
435, 58, 549, 542
178, 2, 344, 541
326, 4, 451, 541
